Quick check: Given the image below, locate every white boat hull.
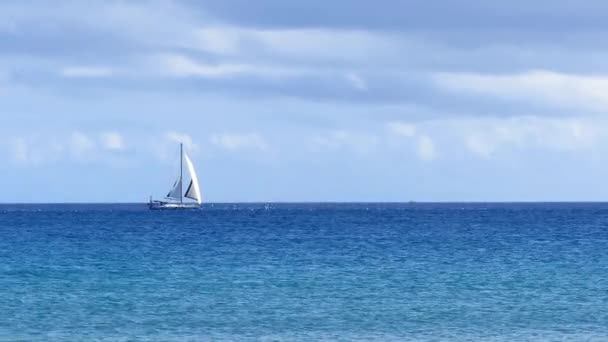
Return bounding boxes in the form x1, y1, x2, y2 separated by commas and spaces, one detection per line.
148, 201, 200, 210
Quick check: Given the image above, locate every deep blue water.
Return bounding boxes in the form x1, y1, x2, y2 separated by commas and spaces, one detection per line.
1, 203, 608, 341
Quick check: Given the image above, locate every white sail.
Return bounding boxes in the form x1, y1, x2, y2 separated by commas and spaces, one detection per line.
183, 152, 202, 204
166, 177, 182, 200
149, 143, 202, 210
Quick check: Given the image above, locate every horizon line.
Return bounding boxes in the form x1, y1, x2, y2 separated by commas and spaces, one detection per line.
2, 201, 608, 205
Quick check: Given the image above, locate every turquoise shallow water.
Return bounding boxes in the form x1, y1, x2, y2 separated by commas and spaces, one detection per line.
1, 203, 608, 341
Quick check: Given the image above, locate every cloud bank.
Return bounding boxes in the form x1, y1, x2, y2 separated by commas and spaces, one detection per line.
2, 0, 608, 201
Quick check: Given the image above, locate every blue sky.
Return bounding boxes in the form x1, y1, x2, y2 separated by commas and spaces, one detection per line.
2, 0, 608, 202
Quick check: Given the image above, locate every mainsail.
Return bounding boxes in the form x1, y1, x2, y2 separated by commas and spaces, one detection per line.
183, 152, 202, 204
151, 143, 202, 209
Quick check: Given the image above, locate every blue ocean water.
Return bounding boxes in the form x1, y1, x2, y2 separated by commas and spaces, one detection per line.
1, 203, 608, 341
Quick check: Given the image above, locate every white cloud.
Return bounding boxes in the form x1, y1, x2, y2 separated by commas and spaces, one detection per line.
387, 121, 436, 161
187, 26, 397, 62
345, 72, 367, 90
192, 27, 241, 55
387, 122, 417, 137
465, 134, 495, 158
310, 130, 378, 155
389, 116, 601, 160
164, 131, 198, 152
70, 131, 95, 156
8, 137, 64, 165
457, 117, 598, 158
8, 131, 131, 165
158, 54, 253, 78
61, 66, 114, 78
210, 133, 269, 151
433, 70, 608, 112
100, 132, 125, 151
416, 134, 436, 161
10, 138, 28, 163
248, 28, 397, 62
5, 130, 198, 165
2, 8, 401, 94
155, 53, 312, 80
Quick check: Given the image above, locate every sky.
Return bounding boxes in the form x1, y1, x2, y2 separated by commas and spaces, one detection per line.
2, 0, 608, 202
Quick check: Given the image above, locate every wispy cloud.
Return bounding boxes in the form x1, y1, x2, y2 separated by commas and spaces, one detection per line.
8, 137, 64, 165
7, 131, 130, 165
164, 131, 198, 152
310, 130, 378, 155
154, 53, 315, 80
433, 70, 608, 112
344, 72, 367, 91
191, 27, 242, 55
100, 132, 125, 151
189, 26, 397, 62
387, 121, 437, 161
210, 133, 269, 151
61, 66, 114, 78
389, 116, 601, 160
416, 134, 436, 161
10, 137, 29, 163
69, 131, 95, 157
158, 54, 253, 78
387, 122, 417, 138
457, 116, 598, 158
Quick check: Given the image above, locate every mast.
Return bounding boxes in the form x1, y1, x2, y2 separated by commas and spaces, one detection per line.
180, 143, 183, 203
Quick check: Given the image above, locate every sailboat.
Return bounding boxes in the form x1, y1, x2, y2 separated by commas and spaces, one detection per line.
149, 143, 202, 210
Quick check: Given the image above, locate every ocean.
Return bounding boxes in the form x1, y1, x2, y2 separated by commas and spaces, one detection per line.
1, 203, 607, 341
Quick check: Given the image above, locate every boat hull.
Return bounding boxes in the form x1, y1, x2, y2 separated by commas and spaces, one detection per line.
148, 201, 201, 210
